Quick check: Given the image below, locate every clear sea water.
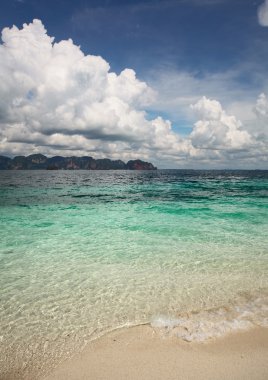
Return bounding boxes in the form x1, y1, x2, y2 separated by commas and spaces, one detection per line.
0, 170, 267, 379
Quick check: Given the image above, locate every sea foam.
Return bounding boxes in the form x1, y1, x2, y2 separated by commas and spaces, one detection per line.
151, 295, 268, 342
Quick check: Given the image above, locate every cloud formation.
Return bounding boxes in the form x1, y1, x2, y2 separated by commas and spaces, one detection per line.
0, 20, 267, 168
258, 0, 268, 26
253, 94, 268, 150
190, 97, 251, 151
255, 93, 268, 119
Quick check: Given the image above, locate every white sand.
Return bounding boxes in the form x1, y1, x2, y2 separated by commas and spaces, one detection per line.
45, 326, 268, 380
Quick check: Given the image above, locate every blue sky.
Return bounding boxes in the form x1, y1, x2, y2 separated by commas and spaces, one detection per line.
1, 0, 266, 75
0, 0, 267, 167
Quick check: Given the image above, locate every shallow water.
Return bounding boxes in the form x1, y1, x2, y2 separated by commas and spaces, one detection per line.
0, 170, 267, 378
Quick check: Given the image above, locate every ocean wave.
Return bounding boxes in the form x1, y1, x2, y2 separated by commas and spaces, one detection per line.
151, 294, 268, 342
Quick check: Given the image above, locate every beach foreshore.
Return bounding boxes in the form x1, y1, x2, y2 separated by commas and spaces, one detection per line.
44, 325, 268, 380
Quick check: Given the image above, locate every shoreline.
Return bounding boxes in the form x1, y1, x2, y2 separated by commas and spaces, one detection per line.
44, 325, 268, 380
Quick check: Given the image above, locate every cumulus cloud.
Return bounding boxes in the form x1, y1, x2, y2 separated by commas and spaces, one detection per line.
0, 20, 267, 168
0, 20, 168, 157
0, 20, 153, 139
0, 19, 187, 162
258, 0, 268, 27
188, 96, 267, 166
190, 97, 251, 150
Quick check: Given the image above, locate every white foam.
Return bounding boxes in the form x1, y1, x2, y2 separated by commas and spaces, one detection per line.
151, 295, 268, 342
151, 315, 183, 330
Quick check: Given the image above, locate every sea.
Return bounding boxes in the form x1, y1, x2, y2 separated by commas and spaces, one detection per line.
0, 169, 267, 379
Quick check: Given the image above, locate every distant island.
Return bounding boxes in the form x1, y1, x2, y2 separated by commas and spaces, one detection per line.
0, 154, 157, 170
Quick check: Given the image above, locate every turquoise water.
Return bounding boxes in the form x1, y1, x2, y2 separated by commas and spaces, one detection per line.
0, 170, 268, 378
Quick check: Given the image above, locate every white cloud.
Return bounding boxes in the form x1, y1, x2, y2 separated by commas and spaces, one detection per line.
254, 93, 268, 119
147, 67, 265, 127
190, 97, 251, 150
258, 0, 268, 27
252, 93, 268, 148
0, 20, 267, 168
0, 20, 154, 138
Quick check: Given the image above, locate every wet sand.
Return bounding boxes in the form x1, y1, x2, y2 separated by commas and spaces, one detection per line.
45, 326, 268, 380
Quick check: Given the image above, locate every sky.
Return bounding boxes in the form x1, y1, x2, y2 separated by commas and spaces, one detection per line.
0, 0, 268, 168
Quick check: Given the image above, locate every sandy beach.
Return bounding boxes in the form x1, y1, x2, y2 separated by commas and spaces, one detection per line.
44, 326, 268, 380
